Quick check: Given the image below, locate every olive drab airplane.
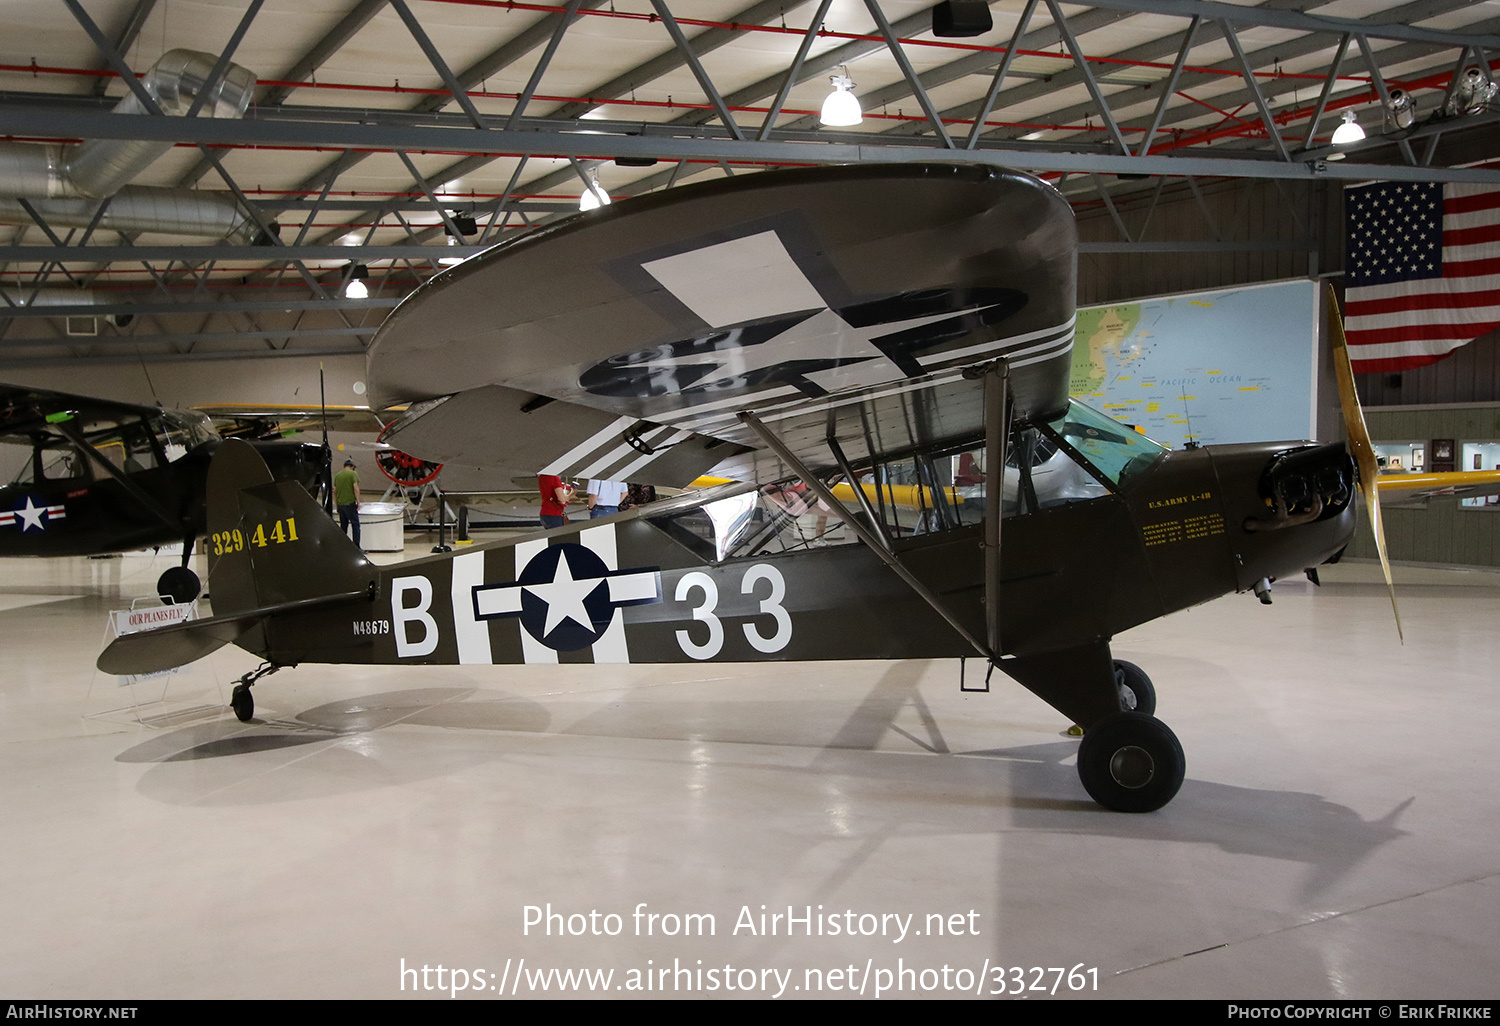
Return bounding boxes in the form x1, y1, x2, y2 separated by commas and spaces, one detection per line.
101, 163, 1423, 813
0, 383, 326, 601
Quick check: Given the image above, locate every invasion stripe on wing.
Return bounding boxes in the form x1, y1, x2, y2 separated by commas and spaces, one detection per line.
656, 320, 1076, 435
541, 415, 639, 475
573, 424, 678, 479
673, 327, 1076, 434
607, 428, 694, 481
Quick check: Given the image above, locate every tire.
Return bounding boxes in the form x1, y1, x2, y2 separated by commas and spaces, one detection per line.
230, 683, 254, 723
156, 566, 201, 605
1077, 711, 1185, 813
1113, 659, 1156, 716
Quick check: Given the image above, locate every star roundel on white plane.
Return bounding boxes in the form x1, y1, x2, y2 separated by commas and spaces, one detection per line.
473, 542, 661, 651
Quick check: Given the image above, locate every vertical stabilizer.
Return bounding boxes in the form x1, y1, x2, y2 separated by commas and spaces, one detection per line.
206, 438, 372, 617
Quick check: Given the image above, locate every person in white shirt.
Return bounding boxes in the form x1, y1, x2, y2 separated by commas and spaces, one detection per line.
587, 479, 628, 518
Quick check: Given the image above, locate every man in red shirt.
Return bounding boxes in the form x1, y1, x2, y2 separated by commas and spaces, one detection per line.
538, 474, 573, 529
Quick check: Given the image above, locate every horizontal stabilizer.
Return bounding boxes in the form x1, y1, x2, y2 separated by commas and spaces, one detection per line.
96, 590, 366, 676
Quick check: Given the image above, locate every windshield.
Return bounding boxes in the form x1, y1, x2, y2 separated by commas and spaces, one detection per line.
1045, 400, 1168, 486
159, 410, 218, 461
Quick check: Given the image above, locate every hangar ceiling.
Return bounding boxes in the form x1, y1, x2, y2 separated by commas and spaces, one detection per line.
0, 0, 1497, 369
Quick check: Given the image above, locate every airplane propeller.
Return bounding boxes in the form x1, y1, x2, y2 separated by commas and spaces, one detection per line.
1325, 283, 1402, 642
319, 364, 334, 516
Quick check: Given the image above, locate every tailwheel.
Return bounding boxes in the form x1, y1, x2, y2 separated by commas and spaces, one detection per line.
230, 683, 254, 722
1113, 660, 1155, 715
1077, 711, 1184, 813
156, 566, 201, 605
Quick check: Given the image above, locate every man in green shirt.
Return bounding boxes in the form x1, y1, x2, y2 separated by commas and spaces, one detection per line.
333, 458, 361, 548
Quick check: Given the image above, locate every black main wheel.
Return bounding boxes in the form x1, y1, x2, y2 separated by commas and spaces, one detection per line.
156, 566, 201, 605
1077, 711, 1184, 812
230, 683, 254, 723
1113, 659, 1156, 716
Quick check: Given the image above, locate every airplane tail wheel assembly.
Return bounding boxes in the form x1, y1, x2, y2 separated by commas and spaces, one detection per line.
1077, 711, 1184, 813
1113, 660, 1155, 716
227, 663, 279, 723
156, 566, 201, 605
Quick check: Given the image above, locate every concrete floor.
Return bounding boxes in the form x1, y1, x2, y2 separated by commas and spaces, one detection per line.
1, 541, 1498, 1000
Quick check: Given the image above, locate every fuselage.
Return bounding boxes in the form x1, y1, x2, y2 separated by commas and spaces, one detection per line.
0, 438, 325, 558
234, 434, 1355, 670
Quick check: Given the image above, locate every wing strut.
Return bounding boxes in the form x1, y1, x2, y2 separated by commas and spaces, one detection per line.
980, 360, 1011, 657
738, 410, 996, 663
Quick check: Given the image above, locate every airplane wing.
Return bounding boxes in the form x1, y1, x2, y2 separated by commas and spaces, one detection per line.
368, 163, 1077, 486
193, 403, 393, 438
0, 382, 167, 443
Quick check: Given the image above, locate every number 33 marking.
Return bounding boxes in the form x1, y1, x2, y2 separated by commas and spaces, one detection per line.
674, 563, 792, 660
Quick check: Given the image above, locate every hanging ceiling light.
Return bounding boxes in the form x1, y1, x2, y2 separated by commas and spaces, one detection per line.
579, 177, 611, 211
344, 263, 369, 299
1331, 110, 1365, 145
820, 71, 863, 127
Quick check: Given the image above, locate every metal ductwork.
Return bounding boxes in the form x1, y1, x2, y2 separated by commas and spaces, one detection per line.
0, 49, 257, 238
0, 186, 257, 240
1, 289, 134, 328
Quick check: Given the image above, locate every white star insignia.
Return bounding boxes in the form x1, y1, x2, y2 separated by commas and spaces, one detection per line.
15, 498, 46, 531
525, 554, 604, 638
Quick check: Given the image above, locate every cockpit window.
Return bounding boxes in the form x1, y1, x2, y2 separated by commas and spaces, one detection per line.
651, 402, 1167, 562
651, 480, 851, 563
159, 410, 217, 461
1043, 400, 1168, 487
21, 443, 89, 484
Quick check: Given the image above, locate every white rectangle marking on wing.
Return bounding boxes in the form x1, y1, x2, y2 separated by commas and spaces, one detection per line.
642, 231, 824, 328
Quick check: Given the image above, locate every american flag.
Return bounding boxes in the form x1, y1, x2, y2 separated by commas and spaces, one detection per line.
1343, 178, 1500, 373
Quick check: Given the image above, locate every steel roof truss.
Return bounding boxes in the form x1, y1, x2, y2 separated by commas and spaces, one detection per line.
1301, 33, 1352, 153
63, 0, 164, 115
865, 0, 954, 149
479, 156, 532, 246
1075, 0, 1500, 49
758, 0, 832, 141
261, 0, 391, 108
194, 145, 330, 301
1091, 173, 1133, 242
966, 0, 1038, 151
1218, 20, 1290, 161
184, 0, 264, 120
507, 0, 584, 131
1138, 16, 1199, 157
389, 0, 489, 131
651, 1, 747, 142
1044, 0, 1129, 155
94, 0, 159, 98
1354, 32, 1417, 166
395, 150, 468, 244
